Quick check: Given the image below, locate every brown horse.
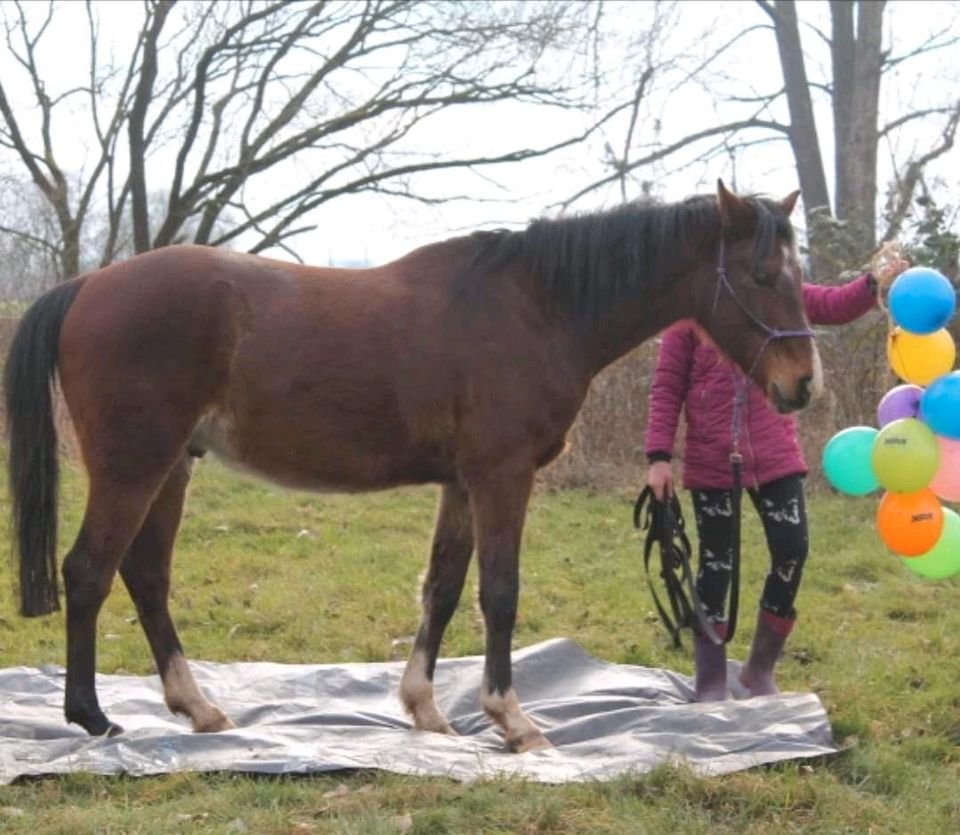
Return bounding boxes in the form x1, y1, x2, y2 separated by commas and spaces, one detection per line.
5, 181, 817, 752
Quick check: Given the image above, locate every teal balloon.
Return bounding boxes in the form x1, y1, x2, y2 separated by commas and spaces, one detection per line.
902, 507, 960, 579
822, 426, 880, 496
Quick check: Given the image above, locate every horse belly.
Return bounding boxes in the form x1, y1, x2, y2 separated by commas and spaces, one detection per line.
193, 399, 456, 492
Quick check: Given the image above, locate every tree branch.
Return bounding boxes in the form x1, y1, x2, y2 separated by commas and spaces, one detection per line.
562, 117, 789, 208
883, 103, 960, 242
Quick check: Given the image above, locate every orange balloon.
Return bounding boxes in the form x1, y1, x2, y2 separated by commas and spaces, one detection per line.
876, 489, 944, 556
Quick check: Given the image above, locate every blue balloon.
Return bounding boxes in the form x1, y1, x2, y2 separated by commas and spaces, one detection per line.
921, 371, 960, 439
889, 267, 956, 335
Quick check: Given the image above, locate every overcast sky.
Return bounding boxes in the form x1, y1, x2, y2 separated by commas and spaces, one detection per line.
247, 0, 960, 266
1, 0, 957, 268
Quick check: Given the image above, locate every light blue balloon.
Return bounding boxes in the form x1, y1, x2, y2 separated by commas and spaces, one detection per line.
889, 267, 956, 335
822, 426, 880, 496
920, 371, 960, 440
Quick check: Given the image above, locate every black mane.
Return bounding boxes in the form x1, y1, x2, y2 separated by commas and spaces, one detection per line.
467, 194, 793, 323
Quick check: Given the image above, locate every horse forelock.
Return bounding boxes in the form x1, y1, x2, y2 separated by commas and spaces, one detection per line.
747, 195, 795, 266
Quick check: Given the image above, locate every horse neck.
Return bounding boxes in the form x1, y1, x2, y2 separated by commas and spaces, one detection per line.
580, 261, 712, 375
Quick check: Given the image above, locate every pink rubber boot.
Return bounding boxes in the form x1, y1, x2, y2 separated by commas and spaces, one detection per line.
693, 623, 730, 702
739, 610, 794, 696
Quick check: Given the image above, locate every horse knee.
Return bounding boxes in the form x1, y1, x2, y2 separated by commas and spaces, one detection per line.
62, 547, 115, 609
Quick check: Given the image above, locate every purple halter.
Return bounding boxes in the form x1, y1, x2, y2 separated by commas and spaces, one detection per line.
711, 238, 815, 453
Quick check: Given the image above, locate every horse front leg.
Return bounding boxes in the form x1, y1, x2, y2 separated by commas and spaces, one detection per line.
469, 467, 551, 753
400, 483, 474, 734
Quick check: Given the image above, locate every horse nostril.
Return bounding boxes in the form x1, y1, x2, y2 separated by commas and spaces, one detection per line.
797, 375, 812, 407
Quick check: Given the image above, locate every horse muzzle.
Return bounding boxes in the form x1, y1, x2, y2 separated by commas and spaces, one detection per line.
770, 375, 814, 414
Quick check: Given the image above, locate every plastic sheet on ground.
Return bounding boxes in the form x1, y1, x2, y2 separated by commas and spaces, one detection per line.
0, 638, 837, 784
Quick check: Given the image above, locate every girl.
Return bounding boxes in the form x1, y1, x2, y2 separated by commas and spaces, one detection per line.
644, 253, 907, 701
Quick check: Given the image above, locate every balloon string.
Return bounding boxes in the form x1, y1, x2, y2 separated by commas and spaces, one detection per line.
871, 240, 905, 337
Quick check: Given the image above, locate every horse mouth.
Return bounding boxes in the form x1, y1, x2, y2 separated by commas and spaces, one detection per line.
770, 378, 812, 414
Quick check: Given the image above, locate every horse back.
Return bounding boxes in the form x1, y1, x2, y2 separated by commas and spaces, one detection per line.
57, 244, 587, 491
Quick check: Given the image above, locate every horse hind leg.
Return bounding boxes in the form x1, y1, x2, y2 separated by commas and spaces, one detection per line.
62, 477, 167, 736
120, 455, 234, 733
400, 483, 473, 734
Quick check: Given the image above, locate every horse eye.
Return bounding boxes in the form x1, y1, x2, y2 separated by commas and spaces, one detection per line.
754, 269, 776, 286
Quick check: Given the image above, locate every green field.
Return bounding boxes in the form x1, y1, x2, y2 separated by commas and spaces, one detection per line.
0, 458, 958, 833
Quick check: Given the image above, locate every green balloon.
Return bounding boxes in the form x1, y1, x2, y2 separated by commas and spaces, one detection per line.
822, 426, 880, 496
902, 507, 960, 579
871, 417, 939, 493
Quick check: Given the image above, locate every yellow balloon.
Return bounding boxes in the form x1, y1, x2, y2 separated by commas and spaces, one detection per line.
887, 327, 956, 386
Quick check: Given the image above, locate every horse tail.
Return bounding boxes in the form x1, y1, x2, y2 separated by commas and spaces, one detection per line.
4, 279, 85, 617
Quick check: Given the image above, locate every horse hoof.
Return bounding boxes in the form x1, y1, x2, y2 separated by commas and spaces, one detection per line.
508, 729, 552, 754
417, 718, 458, 736
194, 710, 236, 733
403, 698, 457, 735
67, 709, 123, 737
413, 711, 459, 736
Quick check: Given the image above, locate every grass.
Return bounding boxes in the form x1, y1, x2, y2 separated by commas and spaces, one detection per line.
0, 457, 958, 833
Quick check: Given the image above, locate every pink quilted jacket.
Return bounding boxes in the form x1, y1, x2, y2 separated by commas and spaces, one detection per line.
644, 274, 877, 489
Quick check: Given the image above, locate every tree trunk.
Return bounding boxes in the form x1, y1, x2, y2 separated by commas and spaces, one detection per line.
830, 0, 855, 209
128, 1, 174, 255
61, 224, 80, 280
771, 0, 832, 277
833, 0, 884, 261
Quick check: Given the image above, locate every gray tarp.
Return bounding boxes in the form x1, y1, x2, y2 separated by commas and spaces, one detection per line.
0, 638, 837, 784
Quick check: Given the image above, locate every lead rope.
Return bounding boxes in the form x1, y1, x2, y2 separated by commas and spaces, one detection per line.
725, 378, 746, 645
711, 239, 815, 645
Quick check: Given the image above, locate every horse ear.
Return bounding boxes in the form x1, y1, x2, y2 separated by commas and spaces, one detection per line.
716, 178, 750, 229
780, 189, 801, 217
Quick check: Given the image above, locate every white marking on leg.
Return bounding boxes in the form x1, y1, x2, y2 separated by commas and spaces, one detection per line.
400, 649, 454, 734
482, 684, 551, 752
163, 654, 235, 732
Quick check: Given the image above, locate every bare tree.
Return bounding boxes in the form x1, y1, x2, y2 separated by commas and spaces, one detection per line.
0, 0, 632, 280
0, 175, 60, 302
571, 0, 960, 278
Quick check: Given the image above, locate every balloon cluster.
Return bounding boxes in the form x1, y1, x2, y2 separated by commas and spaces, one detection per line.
822, 266, 960, 580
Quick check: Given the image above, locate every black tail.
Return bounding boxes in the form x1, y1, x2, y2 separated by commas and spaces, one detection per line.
4, 280, 84, 617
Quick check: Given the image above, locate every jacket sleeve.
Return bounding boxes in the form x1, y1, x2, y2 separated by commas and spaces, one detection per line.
644, 324, 695, 461
803, 273, 877, 326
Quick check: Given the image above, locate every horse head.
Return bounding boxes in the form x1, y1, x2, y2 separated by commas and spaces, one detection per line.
694, 180, 821, 414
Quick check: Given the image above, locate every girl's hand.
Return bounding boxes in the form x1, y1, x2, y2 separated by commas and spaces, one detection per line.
875, 256, 910, 286
647, 460, 674, 501
871, 242, 910, 292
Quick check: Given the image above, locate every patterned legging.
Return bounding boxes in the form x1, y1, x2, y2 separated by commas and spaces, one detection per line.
690, 474, 808, 623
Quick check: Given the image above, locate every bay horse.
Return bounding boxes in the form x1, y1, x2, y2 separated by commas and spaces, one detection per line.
5, 180, 818, 752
